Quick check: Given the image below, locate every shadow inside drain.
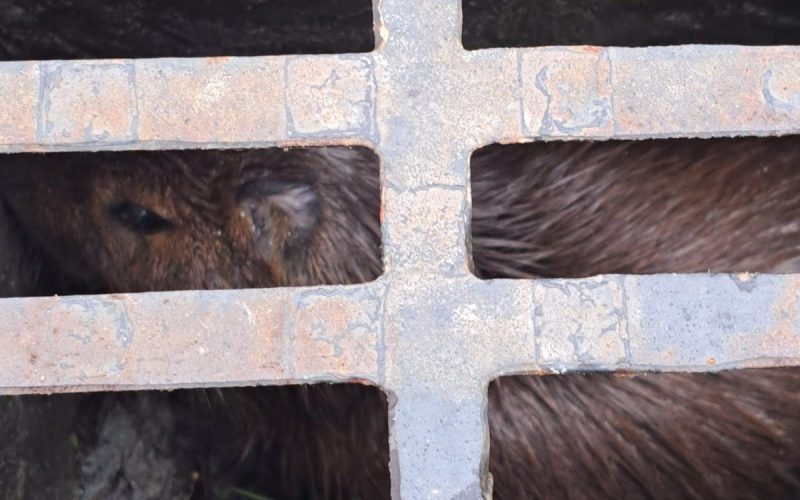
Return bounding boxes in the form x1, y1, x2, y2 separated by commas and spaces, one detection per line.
462, 0, 800, 48
0, 384, 390, 500
0, 0, 374, 60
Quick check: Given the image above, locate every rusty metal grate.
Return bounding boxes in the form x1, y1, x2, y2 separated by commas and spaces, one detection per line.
1, 0, 800, 498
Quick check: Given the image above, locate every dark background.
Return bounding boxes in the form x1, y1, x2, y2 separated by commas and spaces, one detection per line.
3, 0, 800, 61
0, 0, 374, 60
462, 0, 800, 48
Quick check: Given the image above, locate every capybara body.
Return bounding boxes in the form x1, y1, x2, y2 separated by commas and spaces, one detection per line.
2, 137, 800, 499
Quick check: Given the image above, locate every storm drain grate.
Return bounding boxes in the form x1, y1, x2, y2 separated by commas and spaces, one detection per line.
1, 0, 800, 498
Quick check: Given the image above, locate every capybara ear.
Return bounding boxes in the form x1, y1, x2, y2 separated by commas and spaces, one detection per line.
236, 177, 320, 262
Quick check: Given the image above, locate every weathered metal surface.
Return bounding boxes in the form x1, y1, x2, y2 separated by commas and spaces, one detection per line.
136, 58, 286, 143
608, 46, 800, 137
2, 47, 800, 153
0, 285, 384, 393
0, 62, 38, 146
1, 0, 800, 498
3, 274, 797, 394
532, 274, 800, 372
39, 62, 137, 145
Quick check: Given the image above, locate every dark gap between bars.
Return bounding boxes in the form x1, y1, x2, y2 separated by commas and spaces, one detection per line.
0, 0, 374, 60
462, 0, 800, 48
0, 384, 391, 500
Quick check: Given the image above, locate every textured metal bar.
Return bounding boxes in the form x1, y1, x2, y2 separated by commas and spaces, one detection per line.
2, 47, 799, 153
0, 55, 377, 153
531, 274, 800, 372
0, 285, 385, 394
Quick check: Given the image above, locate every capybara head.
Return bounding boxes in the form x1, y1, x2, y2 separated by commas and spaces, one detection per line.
0, 147, 382, 294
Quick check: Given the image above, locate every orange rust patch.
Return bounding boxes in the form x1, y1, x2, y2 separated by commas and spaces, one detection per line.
767, 276, 800, 353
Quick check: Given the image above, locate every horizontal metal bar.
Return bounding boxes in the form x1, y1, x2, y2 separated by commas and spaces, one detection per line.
0, 55, 378, 152
2, 47, 798, 153
2, 274, 797, 395
532, 273, 800, 373
0, 284, 385, 394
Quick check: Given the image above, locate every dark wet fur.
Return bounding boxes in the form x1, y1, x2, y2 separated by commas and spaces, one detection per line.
3, 137, 800, 498
471, 137, 800, 279
490, 370, 800, 500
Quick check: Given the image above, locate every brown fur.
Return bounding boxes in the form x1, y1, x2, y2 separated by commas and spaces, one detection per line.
490, 370, 800, 500
0, 147, 382, 293
2, 137, 800, 499
471, 137, 800, 279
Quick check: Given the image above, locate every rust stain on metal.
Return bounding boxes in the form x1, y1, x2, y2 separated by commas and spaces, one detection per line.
135, 57, 286, 143
290, 287, 382, 380
40, 62, 137, 145
767, 276, 800, 352
0, 62, 38, 144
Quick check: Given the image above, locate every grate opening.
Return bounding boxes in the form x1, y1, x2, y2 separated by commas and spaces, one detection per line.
469, 136, 800, 280
0, 383, 390, 500
462, 0, 800, 49
487, 368, 800, 499
0, 0, 374, 61
0, 146, 382, 297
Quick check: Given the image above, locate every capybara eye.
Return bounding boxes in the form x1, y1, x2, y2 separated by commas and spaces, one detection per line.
109, 201, 174, 235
